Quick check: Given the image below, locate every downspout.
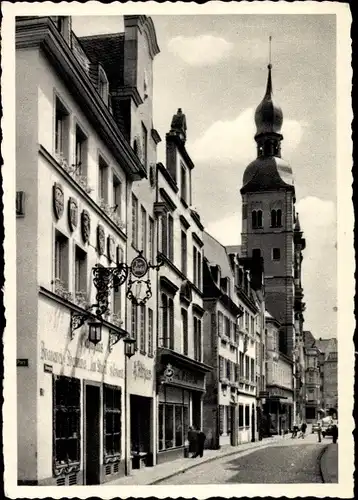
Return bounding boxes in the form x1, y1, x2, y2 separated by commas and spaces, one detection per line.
155, 164, 160, 464
124, 179, 129, 475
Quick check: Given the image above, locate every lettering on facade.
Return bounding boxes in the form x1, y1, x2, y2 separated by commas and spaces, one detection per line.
39, 341, 124, 378
161, 363, 204, 390
130, 255, 148, 278
133, 360, 152, 381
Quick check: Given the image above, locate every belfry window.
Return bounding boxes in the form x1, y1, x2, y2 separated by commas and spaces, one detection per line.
252, 210, 263, 229
271, 209, 282, 228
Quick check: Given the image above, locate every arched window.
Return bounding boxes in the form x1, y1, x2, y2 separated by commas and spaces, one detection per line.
271, 209, 282, 228
252, 210, 257, 229
276, 209, 282, 227
257, 210, 263, 228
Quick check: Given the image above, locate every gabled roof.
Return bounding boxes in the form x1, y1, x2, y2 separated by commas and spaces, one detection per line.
304, 330, 316, 348
79, 33, 125, 89
203, 231, 234, 280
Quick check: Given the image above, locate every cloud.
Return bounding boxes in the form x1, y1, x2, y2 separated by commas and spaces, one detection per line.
167, 35, 233, 66
206, 213, 242, 246
190, 108, 306, 166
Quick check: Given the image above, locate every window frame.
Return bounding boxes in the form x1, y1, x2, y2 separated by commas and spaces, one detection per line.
74, 244, 87, 295
53, 375, 81, 470
103, 384, 122, 460
132, 194, 139, 248
272, 248, 281, 261
98, 155, 109, 203
54, 229, 69, 289
54, 94, 70, 161
141, 206, 147, 257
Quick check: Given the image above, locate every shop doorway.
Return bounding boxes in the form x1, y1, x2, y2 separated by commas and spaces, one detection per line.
192, 393, 201, 429
130, 395, 152, 466
251, 405, 256, 442
230, 405, 237, 446
85, 384, 100, 485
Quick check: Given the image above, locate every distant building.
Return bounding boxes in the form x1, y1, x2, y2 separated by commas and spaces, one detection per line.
316, 337, 338, 417
303, 331, 322, 422
264, 311, 294, 434
202, 234, 265, 448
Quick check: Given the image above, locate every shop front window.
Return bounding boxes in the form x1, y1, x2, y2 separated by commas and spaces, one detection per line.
158, 401, 189, 451
53, 376, 81, 468
165, 405, 174, 448
104, 385, 121, 458
159, 404, 164, 451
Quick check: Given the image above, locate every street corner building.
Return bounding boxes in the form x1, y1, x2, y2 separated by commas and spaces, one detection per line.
15, 14, 163, 485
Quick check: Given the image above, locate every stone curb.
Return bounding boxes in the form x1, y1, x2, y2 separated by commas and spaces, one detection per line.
150, 439, 280, 485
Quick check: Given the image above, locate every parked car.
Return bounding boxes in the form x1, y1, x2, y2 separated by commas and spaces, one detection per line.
322, 421, 338, 438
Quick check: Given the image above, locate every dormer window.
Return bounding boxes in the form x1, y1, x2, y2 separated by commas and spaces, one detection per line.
252, 209, 263, 229
98, 66, 109, 105
271, 209, 282, 228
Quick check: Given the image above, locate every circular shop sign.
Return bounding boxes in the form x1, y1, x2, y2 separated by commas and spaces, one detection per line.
130, 255, 148, 278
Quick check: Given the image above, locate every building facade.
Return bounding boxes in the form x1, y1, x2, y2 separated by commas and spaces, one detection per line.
264, 312, 294, 434
316, 337, 338, 417
16, 14, 161, 485
154, 109, 212, 464
240, 64, 306, 423
303, 330, 321, 422
202, 236, 264, 448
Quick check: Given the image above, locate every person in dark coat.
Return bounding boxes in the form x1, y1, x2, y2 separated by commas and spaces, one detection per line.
299, 421, 307, 439
331, 424, 338, 443
193, 429, 206, 458
187, 426, 198, 458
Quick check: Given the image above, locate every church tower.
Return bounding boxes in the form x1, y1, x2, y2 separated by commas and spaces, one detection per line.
240, 63, 298, 357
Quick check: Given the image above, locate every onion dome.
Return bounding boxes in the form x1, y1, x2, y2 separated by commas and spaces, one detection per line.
241, 156, 294, 194
254, 64, 283, 137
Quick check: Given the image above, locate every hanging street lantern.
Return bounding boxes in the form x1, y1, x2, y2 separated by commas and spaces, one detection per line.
123, 336, 136, 359
88, 320, 103, 345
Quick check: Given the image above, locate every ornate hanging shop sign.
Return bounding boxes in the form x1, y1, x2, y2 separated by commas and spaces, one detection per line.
53, 182, 64, 220
126, 251, 163, 306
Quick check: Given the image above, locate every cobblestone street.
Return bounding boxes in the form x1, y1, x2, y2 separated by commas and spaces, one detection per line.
158, 434, 331, 484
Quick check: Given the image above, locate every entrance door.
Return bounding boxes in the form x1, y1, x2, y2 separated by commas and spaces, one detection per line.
192, 393, 201, 429
85, 384, 100, 485
230, 405, 237, 446
251, 405, 256, 442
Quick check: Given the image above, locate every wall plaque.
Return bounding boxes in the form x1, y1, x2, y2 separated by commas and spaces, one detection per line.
81, 209, 91, 243
68, 197, 78, 232
17, 358, 29, 367
107, 235, 116, 262
97, 224, 105, 255
53, 182, 64, 220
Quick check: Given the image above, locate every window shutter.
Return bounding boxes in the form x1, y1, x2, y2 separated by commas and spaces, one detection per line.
161, 215, 167, 255
227, 406, 231, 434
219, 356, 224, 380
218, 312, 223, 337
235, 363, 240, 382
219, 405, 224, 435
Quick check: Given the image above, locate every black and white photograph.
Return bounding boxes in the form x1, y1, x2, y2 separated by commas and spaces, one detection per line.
1, 1, 354, 498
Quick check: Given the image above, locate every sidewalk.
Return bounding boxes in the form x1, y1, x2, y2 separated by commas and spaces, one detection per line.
107, 436, 283, 486
320, 443, 338, 483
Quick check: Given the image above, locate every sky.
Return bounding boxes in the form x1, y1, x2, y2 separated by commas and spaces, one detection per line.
72, 13, 337, 339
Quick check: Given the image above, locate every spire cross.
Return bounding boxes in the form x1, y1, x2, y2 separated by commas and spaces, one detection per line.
268, 35, 272, 69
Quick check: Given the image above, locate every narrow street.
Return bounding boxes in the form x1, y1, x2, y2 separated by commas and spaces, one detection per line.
158, 437, 328, 484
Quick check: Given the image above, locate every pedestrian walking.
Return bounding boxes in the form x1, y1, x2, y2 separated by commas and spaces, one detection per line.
331, 424, 338, 444
317, 422, 322, 443
300, 421, 307, 439
187, 426, 198, 458
196, 429, 206, 458
291, 424, 298, 439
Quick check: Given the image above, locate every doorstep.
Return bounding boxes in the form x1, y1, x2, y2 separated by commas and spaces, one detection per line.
107, 437, 282, 486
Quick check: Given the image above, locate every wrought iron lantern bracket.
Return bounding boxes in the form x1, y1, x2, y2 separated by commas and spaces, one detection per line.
108, 329, 126, 352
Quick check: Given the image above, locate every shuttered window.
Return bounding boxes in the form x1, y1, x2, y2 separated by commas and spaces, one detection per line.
219, 356, 224, 380
218, 312, 223, 337
219, 405, 224, 435
226, 406, 232, 434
